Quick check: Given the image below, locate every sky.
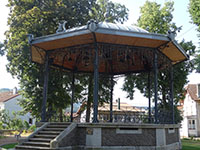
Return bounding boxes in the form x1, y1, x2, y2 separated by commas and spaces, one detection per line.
0, 0, 200, 106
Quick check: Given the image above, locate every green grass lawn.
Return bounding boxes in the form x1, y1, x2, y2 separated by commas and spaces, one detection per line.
1, 143, 18, 149
0, 135, 5, 139
0, 139, 200, 150
182, 139, 200, 150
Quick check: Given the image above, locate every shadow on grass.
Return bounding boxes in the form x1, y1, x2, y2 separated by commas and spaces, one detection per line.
182, 139, 200, 150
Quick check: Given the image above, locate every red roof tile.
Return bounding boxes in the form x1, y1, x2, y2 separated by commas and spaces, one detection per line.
186, 84, 200, 101
0, 92, 19, 103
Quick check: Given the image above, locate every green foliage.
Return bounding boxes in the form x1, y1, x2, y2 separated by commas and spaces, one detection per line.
1, 143, 18, 149
0, 43, 4, 56
5, 0, 128, 121
0, 110, 36, 131
0, 122, 3, 130
0, 110, 24, 130
90, 0, 128, 23
123, 1, 196, 123
0, 110, 11, 127
138, 1, 177, 34
189, 0, 200, 72
28, 124, 36, 132
189, 0, 200, 33
24, 120, 30, 130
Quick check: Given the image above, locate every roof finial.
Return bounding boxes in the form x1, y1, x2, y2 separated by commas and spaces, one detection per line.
168, 26, 182, 41
27, 34, 34, 44
56, 21, 67, 33
87, 19, 98, 32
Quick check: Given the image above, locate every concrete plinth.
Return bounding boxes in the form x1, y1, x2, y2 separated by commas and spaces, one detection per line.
53, 123, 181, 150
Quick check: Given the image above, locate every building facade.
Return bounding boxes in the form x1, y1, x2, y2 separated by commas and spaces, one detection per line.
180, 84, 200, 137
0, 90, 35, 125
73, 101, 146, 123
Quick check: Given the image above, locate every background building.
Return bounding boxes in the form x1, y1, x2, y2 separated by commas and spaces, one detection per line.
0, 88, 35, 125
180, 84, 200, 137
73, 100, 146, 123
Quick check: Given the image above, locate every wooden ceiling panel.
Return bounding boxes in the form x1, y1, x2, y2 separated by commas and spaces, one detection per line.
95, 33, 166, 48
162, 42, 186, 63
33, 34, 93, 50
31, 47, 45, 64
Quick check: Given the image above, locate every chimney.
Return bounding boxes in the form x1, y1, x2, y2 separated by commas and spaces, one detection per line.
13, 87, 17, 95
118, 98, 120, 110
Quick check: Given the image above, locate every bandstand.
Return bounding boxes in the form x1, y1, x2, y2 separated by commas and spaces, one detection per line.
16, 20, 187, 150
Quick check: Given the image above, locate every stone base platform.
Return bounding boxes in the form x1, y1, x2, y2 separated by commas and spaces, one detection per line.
51, 123, 181, 150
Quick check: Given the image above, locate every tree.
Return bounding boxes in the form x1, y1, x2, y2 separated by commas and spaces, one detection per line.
189, 0, 200, 33
138, 1, 177, 34
189, 0, 200, 72
90, 0, 128, 23
84, 0, 128, 122
5, 0, 128, 121
0, 43, 4, 56
123, 1, 195, 123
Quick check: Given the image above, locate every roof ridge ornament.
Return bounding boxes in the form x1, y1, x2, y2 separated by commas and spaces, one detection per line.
56, 21, 67, 33
27, 34, 34, 44
168, 26, 182, 41
87, 19, 98, 32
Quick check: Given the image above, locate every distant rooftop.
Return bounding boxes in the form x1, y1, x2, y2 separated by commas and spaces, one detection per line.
186, 84, 200, 101
0, 91, 19, 103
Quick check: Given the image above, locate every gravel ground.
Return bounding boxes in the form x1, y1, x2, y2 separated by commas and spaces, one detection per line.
0, 136, 18, 146
0, 136, 26, 147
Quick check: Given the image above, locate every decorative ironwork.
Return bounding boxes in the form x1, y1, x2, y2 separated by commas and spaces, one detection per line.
56, 21, 67, 33
33, 42, 172, 75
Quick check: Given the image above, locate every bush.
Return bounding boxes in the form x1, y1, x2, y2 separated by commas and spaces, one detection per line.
28, 125, 36, 132
0, 110, 34, 130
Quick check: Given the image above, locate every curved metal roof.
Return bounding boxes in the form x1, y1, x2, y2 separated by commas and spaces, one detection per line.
32, 21, 149, 42
97, 22, 149, 33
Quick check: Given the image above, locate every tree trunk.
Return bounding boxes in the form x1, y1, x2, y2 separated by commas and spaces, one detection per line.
59, 108, 63, 122
86, 75, 93, 122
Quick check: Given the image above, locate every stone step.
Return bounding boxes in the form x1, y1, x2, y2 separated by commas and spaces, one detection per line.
15, 145, 51, 150
43, 127, 66, 131
39, 130, 61, 135
47, 124, 68, 128
50, 122, 70, 125
34, 134, 57, 138
23, 141, 50, 147
29, 138, 52, 143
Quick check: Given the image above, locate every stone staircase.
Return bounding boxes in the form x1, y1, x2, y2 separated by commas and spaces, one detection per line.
15, 122, 70, 150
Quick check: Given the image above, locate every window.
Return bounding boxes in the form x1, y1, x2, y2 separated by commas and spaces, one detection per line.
188, 119, 196, 130
29, 118, 33, 125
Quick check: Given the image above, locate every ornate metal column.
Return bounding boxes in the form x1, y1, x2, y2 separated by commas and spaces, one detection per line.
148, 72, 151, 123
93, 33, 99, 123
110, 75, 114, 122
170, 65, 175, 124
87, 20, 99, 123
70, 72, 75, 122
41, 52, 49, 122
154, 49, 158, 124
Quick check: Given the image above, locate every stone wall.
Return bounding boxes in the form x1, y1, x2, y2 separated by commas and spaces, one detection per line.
102, 128, 156, 146
165, 128, 179, 145
56, 123, 181, 150
59, 127, 86, 147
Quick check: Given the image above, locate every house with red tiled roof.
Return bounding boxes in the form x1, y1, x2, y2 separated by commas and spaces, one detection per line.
72, 100, 146, 123
180, 84, 200, 137
0, 88, 35, 125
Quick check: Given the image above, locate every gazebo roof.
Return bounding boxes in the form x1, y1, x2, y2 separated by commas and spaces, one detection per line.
29, 21, 188, 74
